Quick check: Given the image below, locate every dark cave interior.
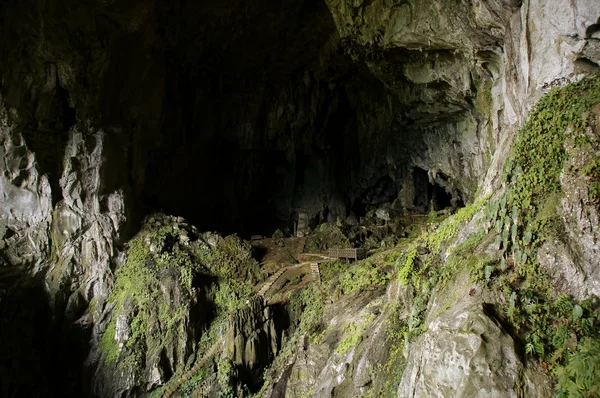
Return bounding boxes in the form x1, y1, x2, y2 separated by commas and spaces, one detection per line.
130, 1, 465, 236
1, 0, 468, 238
0, 0, 473, 395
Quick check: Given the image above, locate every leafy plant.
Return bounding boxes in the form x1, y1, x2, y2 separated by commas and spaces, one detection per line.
554, 338, 600, 397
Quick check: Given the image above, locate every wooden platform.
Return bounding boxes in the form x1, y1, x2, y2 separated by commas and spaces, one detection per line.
327, 248, 366, 262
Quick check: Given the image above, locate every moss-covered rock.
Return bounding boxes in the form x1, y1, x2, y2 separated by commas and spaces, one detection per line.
304, 223, 352, 253
93, 214, 264, 397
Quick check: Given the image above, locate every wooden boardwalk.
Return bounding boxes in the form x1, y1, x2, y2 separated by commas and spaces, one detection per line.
257, 267, 288, 296
256, 247, 367, 302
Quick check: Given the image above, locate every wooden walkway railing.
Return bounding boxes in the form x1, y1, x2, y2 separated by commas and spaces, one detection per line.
327, 248, 366, 262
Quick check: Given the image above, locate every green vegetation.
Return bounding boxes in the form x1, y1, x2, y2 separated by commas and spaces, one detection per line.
554, 338, 600, 397
319, 258, 392, 299
376, 306, 409, 397
339, 261, 391, 294
272, 229, 284, 246
110, 74, 600, 397
496, 73, 600, 256
178, 363, 211, 396
363, 74, 600, 395
336, 314, 376, 356
292, 285, 324, 336
582, 156, 600, 202
479, 73, 600, 395
217, 358, 235, 397
396, 194, 490, 289
304, 223, 351, 252
98, 214, 259, 394
255, 284, 325, 398
446, 230, 490, 283
336, 322, 362, 356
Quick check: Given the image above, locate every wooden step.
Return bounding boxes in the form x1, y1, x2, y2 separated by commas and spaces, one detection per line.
258, 267, 287, 297
310, 262, 321, 285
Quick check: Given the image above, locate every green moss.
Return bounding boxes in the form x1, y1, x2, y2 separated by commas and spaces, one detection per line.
582, 157, 600, 178
295, 285, 324, 335
319, 258, 392, 299
371, 303, 409, 397
444, 230, 491, 285
335, 313, 376, 357
474, 80, 493, 117
217, 358, 235, 396
99, 319, 119, 363
336, 322, 362, 356
590, 182, 600, 202
305, 223, 352, 252
339, 261, 391, 294
479, 74, 600, 393
397, 194, 490, 288
582, 156, 600, 202
272, 229, 284, 246
178, 363, 210, 396
257, 285, 327, 397
97, 214, 257, 382
98, 237, 158, 367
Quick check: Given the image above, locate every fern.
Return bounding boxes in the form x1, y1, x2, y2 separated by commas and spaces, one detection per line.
554, 339, 600, 397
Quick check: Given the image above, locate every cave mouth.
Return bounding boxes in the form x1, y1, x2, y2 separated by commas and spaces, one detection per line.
132, 0, 469, 238
136, 0, 410, 238
412, 167, 459, 213
0, 0, 473, 240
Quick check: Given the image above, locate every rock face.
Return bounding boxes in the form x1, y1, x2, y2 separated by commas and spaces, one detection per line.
538, 108, 600, 298
227, 297, 280, 390
49, 126, 128, 315
0, 0, 599, 397
399, 285, 522, 398
0, 118, 52, 267
278, 289, 390, 398
90, 214, 265, 397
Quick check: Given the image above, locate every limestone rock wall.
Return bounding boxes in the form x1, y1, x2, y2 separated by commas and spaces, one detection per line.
227, 297, 280, 389
0, 100, 52, 267
48, 125, 128, 316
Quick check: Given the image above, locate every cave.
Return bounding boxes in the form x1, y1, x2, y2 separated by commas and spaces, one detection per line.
2, 0, 600, 397
412, 167, 459, 213
2, 0, 480, 239
135, 4, 386, 237
125, 0, 476, 237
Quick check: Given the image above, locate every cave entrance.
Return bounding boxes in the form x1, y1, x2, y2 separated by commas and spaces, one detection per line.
412, 167, 455, 213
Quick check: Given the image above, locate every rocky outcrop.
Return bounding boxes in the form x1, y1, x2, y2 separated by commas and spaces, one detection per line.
539, 105, 600, 298
0, 98, 52, 268
89, 214, 265, 397
398, 276, 527, 398
227, 297, 280, 389
48, 126, 128, 316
